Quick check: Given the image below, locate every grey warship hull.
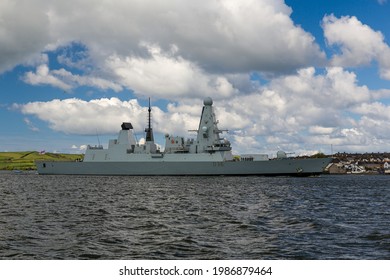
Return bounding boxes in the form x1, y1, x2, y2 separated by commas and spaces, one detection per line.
36, 157, 332, 176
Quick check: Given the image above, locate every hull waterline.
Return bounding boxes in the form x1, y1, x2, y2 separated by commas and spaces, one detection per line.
36, 158, 332, 176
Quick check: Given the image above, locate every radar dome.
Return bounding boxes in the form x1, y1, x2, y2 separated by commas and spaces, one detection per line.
204, 97, 213, 106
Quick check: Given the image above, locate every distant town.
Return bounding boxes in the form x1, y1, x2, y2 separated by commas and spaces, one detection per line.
326, 152, 390, 175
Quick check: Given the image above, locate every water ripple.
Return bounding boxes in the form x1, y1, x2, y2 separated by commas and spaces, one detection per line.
0, 172, 389, 259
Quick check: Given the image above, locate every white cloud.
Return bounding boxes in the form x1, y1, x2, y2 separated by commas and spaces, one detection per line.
1, 0, 324, 78
23, 117, 39, 132
211, 67, 389, 153
23, 64, 123, 92
0, 0, 50, 72
105, 42, 237, 99
227, 66, 370, 136
16, 66, 390, 154
0, 0, 329, 104
71, 0, 324, 71
351, 102, 390, 140
51, 68, 123, 92
71, 144, 87, 151
4, 1, 390, 154
23, 64, 72, 91
323, 14, 390, 80
308, 126, 335, 135
16, 98, 145, 135
352, 102, 390, 120
15, 97, 201, 138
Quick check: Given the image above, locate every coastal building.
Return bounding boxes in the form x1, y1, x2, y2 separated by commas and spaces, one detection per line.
384, 162, 390, 174
328, 152, 390, 174
328, 163, 347, 174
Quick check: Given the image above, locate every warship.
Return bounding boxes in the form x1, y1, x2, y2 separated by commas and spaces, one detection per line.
36, 97, 332, 176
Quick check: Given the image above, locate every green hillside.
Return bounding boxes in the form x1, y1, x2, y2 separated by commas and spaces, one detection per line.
0, 151, 83, 170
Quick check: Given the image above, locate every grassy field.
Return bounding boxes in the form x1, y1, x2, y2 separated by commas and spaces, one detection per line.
0, 151, 83, 170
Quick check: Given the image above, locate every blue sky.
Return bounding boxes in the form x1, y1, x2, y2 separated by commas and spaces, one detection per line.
1, 0, 390, 155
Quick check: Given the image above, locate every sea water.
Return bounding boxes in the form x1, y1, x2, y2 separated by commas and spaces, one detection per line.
0, 172, 389, 259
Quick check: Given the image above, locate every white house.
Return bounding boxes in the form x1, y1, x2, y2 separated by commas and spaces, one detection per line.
384, 162, 390, 173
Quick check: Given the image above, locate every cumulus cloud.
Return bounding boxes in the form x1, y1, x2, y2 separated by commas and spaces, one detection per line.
15, 98, 145, 135
352, 102, 390, 120
0, 0, 50, 73
225, 67, 371, 134
1, 0, 324, 77
71, 144, 87, 151
23, 63, 123, 92
14, 97, 201, 138
323, 14, 390, 79
105, 42, 238, 99
57, 0, 324, 71
210, 66, 389, 153
23, 64, 72, 91
4, 1, 390, 153
15, 66, 390, 153
308, 126, 335, 135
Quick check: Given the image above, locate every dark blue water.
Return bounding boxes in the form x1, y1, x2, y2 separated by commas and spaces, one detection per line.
0, 172, 389, 259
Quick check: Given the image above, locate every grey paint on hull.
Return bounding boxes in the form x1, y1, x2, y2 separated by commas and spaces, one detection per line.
36, 158, 332, 176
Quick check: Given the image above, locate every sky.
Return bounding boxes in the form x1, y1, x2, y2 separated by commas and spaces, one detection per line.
1, 0, 390, 156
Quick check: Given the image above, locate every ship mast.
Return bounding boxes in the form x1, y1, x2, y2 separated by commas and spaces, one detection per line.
145, 97, 154, 142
